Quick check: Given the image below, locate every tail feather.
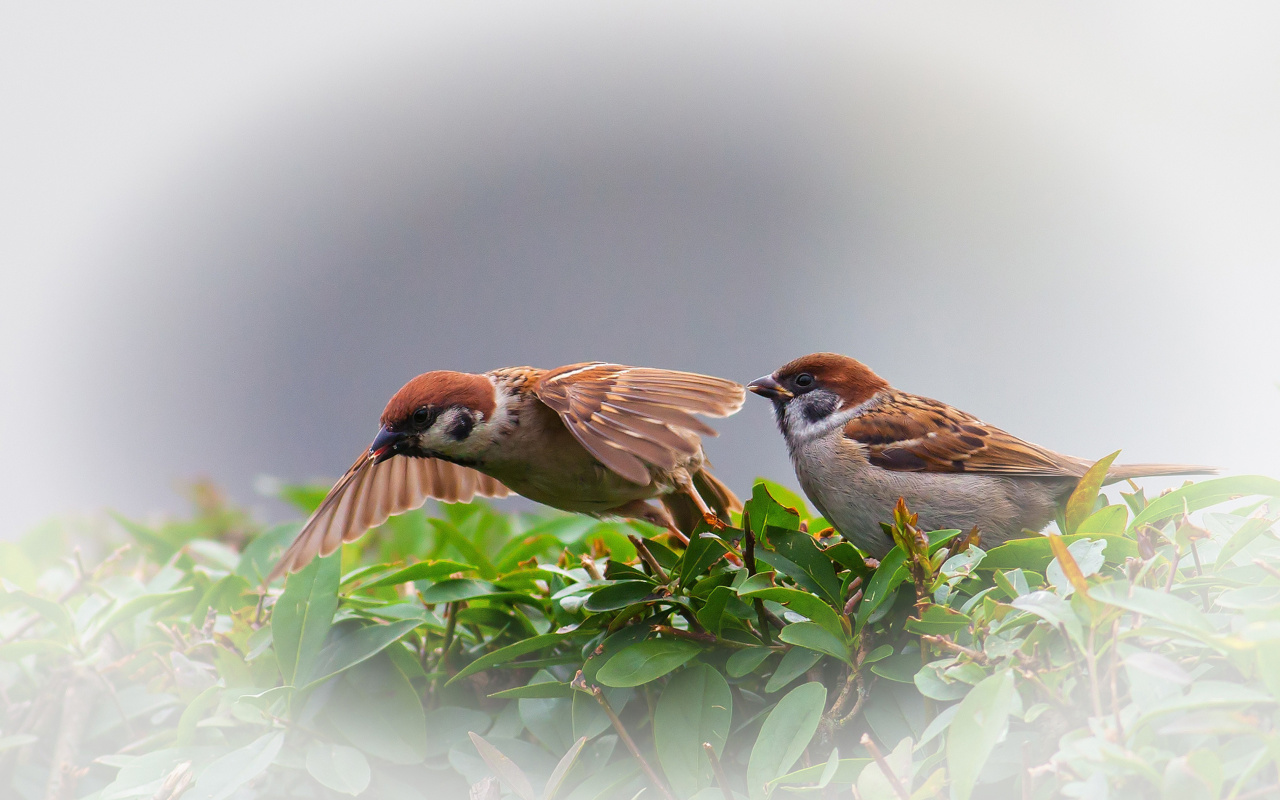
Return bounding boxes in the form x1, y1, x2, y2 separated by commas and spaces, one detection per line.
1104, 463, 1218, 483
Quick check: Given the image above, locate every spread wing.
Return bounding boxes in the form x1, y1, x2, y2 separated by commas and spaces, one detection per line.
534, 363, 745, 485
846, 391, 1086, 477
269, 453, 509, 580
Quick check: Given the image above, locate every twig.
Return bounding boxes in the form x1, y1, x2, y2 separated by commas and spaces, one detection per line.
703, 743, 733, 800
859, 733, 910, 800
1108, 618, 1124, 740
579, 555, 604, 581
629, 536, 670, 583
1254, 559, 1280, 581
1163, 549, 1181, 593
742, 509, 772, 645
919, 634, 989, 665
651, 625, 716, 645
43, 669, 97, 800
588, 683, 674, 800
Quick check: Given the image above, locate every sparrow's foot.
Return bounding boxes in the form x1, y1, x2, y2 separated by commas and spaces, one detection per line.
702, 512, 727, 530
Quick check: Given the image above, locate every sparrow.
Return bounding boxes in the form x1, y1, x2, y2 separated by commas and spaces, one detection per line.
748, 353, 1213, 558
270, 362, 745, 579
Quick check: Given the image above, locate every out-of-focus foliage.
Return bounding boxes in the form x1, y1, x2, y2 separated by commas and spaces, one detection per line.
4, 472, 1280, 800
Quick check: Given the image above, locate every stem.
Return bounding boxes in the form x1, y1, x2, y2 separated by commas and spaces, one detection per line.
920, 634, 989, 665
703, 743, 733, 800
860, 733, 911, 800
1108, 619, 1124, 740
629, 536, 670, 583
1086, 625, 1104, 721
591, 684, 674, 800
43, 669, 97, 800
742, 509, 772, 645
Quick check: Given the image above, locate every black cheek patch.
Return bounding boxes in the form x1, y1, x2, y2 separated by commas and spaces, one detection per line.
446, 413, 475, 441
800, 394, 840, 424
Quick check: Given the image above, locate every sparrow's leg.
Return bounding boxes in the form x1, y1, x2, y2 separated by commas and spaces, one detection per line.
604, 499, 689, 545
672, 469, 726, 530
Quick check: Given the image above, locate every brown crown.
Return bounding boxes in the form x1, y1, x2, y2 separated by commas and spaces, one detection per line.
772, 352, 889, 407
380, 371, 496, 428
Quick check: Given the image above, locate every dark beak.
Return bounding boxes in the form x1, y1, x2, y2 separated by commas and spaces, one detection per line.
369, 425, 409, 463
747, 375, 792, 399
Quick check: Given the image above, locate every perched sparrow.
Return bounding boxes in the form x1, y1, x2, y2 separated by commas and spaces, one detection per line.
270, 363, 744, 579
748, 353, 1212, 558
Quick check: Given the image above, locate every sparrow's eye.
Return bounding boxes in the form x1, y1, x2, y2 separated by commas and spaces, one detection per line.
411, 406, 433, 428
794, 373, 815, 388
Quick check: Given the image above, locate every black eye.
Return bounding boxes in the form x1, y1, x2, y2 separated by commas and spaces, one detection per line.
411, 406, 432, 428
794, 373, 815, 388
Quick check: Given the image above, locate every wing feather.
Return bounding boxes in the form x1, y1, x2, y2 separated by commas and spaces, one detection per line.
846, 391, 1084, 478
269, 452, 511, 580
534, 363, 744, 485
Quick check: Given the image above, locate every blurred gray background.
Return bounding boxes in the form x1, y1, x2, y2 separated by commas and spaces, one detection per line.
3, 2, 1278, 537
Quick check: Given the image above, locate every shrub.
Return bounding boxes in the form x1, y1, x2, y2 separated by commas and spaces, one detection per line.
3, 470, 1280, 799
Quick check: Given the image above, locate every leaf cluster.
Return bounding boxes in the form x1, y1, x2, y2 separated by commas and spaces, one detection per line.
3, 471, 1280, 800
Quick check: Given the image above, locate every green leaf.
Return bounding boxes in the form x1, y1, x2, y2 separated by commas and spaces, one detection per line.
744, 481, 803, 534
766, 646, 823, 693
695, 585, 736, 635
654, 664, 733, 798
305, 742, 371, 796
594, 638, 702, 688
583, 581, 656, 612
762, 527, 843, 605
1162, 750, 1223, 800
302, 618, 420, 689
1214, 515, 1277, 569
779, 621, 852, 663
543, 737, 588, 800
727, 647, 773, 678
361, 559, 476, 589
272, 551, 340, 686
418, 578, 503, 603
946, 670, 1015, 800
981, 533, 1137, 573
0, 588, 76, 639
679, 534, 731, 587
183, 731, 285, 800
447, 633, 566, 685
1046, 537, 1107, 594
469, 732, 538, 800
738, 586, 848, 641
489, 681, 574, 700
1130, 476, 1280, 531
1075, 504, 1128, 535
1088, 581, 1212, 633
326, 653, 428, 763
856, 736, 913, 800
746, 682, 827, 798
904, 605, 971, 636
1064, 451, 1120, 535
1010, 591, 1084, 646
855, 548, 908, 631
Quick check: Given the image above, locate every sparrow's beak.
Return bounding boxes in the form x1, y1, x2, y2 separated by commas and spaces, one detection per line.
747, 375, 792, 399
369, 425, 409, 464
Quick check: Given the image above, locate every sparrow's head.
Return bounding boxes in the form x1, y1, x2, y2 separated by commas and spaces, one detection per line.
748, 353, 889, 443
369, 371, 500, 463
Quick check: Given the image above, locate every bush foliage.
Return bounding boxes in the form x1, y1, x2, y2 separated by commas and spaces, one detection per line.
3, 469, 1280, 800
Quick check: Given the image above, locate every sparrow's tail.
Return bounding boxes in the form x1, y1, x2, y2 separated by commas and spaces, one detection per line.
1103, 463, 1219, 483
662, 468, 742, 534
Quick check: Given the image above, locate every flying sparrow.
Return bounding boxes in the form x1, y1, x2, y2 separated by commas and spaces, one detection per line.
270, 363, 744, 579
748, 352, 1212, 558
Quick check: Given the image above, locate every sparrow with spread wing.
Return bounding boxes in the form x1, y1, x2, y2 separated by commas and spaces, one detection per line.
270, 363, 744, 579
749, 352, 1213, 557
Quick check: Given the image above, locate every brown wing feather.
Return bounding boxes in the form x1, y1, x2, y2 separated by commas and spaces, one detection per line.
534, 363, 745, 485
845, 391, 1085, 477
268, 453, 510, 581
